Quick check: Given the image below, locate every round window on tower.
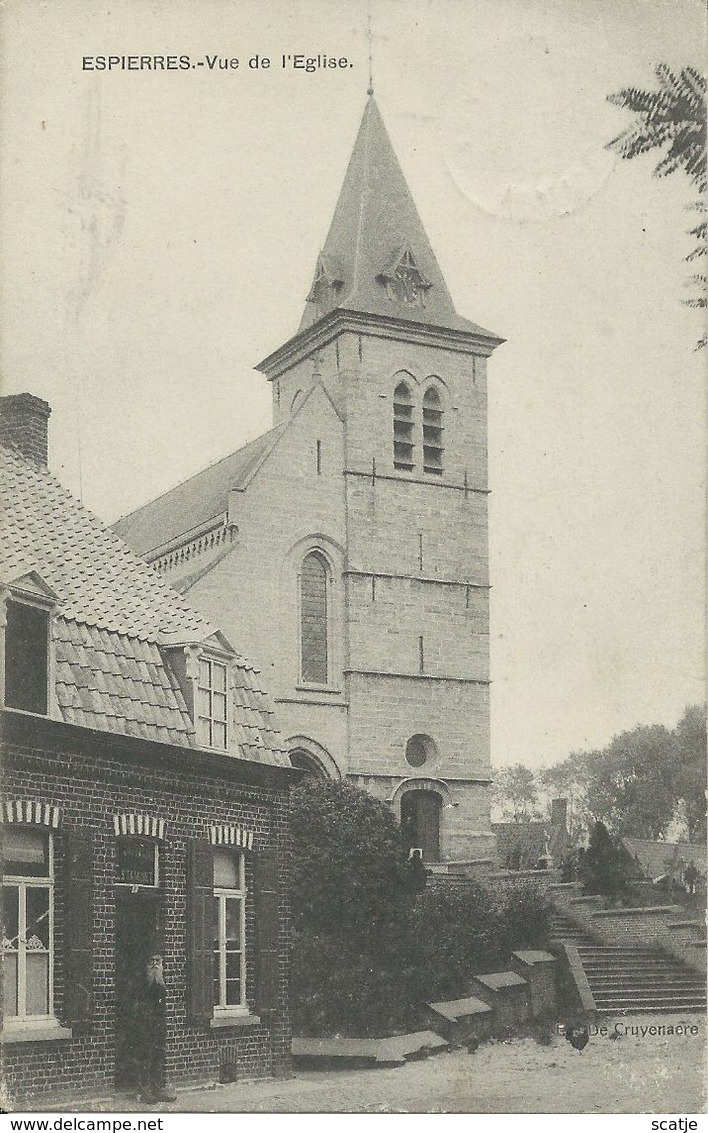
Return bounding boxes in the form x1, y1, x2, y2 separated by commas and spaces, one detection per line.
405, 734, 437, 768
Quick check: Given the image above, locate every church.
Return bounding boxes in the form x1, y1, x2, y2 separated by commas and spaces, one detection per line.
115, 95, 504, 864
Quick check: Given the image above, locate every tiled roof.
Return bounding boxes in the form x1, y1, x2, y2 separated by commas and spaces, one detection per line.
113, 425, 283, 557
1, 440, 209, 640
54, 620, 194, 745
0, 441, 289, 766
623, 838, 705, 879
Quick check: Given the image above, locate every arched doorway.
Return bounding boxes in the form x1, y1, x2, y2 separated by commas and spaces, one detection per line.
400, 790, 442, 862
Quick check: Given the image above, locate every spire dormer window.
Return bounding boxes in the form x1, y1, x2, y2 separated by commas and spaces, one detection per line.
379, 247, 431, 308
306, 254, 343, 316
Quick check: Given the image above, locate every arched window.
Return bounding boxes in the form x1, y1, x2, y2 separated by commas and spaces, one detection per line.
422, 386, 443, 475
289, 749, 328, 778
393, 381, 415, 471
300, 551, 329, 684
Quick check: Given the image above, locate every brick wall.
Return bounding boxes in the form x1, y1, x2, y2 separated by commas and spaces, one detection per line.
2, 731, 292, 1104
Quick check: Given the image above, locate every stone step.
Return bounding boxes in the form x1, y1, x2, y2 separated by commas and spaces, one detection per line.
594, 992, 707, 1006
588, 982, 706, 994
596, 1000, 707, 1013
596, 1002, 706, 1014
551, 900, 706, 1015
587, 968, 705, 979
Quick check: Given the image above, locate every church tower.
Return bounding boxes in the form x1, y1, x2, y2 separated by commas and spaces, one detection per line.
256, 96, 503, 861
115, 95, 503, 863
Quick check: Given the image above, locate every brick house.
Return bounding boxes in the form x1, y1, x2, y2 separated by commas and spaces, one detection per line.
114, 96, 504, 864
0, 395, 296, 1104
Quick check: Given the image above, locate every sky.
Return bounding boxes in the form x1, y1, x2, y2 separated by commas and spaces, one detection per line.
1, 0, 705, 769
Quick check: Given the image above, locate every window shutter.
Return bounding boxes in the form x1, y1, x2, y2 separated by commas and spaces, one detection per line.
64, 828, 94, 1024
187, 838, 215, 1025
253, 846, 279, 1014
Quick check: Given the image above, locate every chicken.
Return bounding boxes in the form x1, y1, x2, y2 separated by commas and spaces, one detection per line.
565, 1024, 590, 1052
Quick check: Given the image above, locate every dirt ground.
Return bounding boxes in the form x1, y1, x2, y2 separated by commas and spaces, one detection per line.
16, 1012, 706, 1114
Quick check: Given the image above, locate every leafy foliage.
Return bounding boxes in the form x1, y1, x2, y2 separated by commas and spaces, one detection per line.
606, 64, 707, 347
290, 777, 414, 939
543, 705, 707, 842
494, 763, 541, 822
580, 821, 634, 898
290, 778, 552, 1035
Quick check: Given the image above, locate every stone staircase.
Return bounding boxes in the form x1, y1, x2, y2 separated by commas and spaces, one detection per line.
550, 908, 707, 1014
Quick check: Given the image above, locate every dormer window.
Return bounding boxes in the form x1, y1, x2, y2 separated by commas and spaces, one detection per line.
379, 247, 431, 307
3, 598, 50, 715
306, 254, 343, 315
197, 657, 228, 750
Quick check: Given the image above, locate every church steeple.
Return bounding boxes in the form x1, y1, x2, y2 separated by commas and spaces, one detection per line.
299, 96, 494, 338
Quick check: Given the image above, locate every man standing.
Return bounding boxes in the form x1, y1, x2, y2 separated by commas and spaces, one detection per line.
133, 953, 177, 1104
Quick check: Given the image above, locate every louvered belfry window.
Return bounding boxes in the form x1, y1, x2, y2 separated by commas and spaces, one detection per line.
422, 386, 444, 475
300, 551, 328, 684
393, 382, 415, 471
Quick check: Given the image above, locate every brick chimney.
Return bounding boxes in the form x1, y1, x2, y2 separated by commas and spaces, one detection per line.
551, 797, 568, 829
0, 393, 51, 465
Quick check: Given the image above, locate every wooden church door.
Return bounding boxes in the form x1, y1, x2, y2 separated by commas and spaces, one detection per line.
401, 790, 441, 862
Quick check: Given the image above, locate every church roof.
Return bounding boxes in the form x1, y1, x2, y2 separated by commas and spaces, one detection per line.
113, 424, 283, 557
0, 438, 289, 764
297, 96, 498, 340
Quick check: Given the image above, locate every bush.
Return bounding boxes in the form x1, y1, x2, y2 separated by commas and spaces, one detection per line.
289, 779, 554, 1035
290, 778, 413, 942
581, 821, 634, 898
497, 882, 552, 950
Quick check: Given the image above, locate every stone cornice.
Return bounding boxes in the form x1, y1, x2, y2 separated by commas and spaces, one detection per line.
256, 308, 504, 379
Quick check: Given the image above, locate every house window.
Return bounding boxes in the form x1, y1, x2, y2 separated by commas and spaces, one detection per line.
212, 850, 246, 1013
1, 827, 53, 1020
393, 382, 415, 471
197, 658, 228, 750
422, 387, 444, 475
4, 599, 49, 715
300, 551, 328, 685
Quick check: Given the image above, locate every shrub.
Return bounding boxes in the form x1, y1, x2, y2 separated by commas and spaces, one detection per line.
289, 779, 555, 1035
497, 882, 552, 950
290, 778, 413, 942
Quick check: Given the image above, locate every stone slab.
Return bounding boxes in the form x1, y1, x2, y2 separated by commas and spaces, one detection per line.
512, 950, 556, 966
377, 1031, 449, 1063
292, 1031, 449, 1069
427, 996, 493, 1023
475, 971, 527, 991
291, 1037, 381, 1067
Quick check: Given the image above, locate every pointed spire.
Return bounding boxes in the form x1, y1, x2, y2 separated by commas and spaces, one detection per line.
298, 97, 492, 337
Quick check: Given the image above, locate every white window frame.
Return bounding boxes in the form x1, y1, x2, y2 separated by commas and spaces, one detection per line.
196, 656, 229, 751
2, 831, 54, 1024
213, 850, 248, 1016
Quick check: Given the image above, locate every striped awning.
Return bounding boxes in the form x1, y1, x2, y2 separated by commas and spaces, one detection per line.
209, 825, 254, 850
1, 800, 60, 827
113, 814, 166, 839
